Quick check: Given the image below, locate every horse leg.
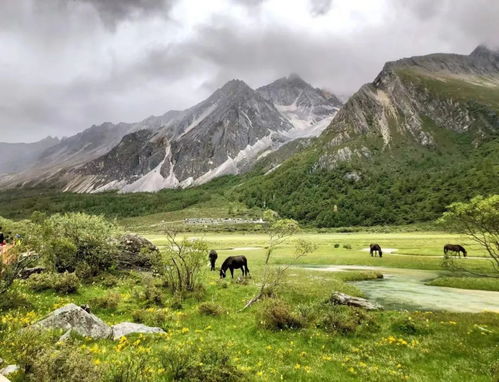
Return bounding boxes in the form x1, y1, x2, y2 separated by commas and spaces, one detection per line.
230, 267, 234, 279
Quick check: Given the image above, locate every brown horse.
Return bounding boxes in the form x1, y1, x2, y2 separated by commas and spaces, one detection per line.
370, 244, 383, 258
209, 250, 218, 271
220, 256, 250, 279
444, 244, 467, 258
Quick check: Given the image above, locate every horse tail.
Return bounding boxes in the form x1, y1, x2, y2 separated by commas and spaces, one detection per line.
243, 256, 250, 274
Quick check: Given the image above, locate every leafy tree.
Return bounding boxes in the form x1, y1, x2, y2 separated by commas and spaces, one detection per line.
154, 227, 208, 293
242, 210, 316, 310
440, 195, 499, 276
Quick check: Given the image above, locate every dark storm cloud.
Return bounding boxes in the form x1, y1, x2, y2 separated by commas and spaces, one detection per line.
76, 0, 173, 29
0, 0, 498, 143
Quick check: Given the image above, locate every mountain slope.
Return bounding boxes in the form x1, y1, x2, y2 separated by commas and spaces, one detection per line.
0, 136, 59, 174
241, 46, 499, 226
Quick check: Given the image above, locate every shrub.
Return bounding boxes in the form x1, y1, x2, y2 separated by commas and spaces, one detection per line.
90, 292, 122, 310
257, 299, 303, 330
131, 276, 164, 306
0, 291, 32, 311
198, 302, 225, 316
392, 316, 431, 335
157, 343, 246, 382
38, 213, 120, 275
153, 231, 207, 293
131, 308, 171, 329
318, 305, 372, 335
27, 272, 79, 294
28, 345, 103, 382
342, 244, 352, 250
334, 243, 340, 248
53, 272, 80, 294
27, 272, 54, 292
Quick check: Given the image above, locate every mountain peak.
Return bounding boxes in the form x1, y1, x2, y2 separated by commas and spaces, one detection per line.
220, 79, 252, 92
470, 44, 499, 59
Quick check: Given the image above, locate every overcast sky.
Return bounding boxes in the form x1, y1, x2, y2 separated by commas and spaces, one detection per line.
0, 0, 498, 143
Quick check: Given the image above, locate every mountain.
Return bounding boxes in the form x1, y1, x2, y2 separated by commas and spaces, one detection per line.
257, 73, 342, 138
241, 46, 499, 226
0, 136, 60, 174
0, 76, 341, 193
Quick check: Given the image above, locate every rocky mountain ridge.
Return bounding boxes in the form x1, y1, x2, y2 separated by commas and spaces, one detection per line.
0, 75, 341, 192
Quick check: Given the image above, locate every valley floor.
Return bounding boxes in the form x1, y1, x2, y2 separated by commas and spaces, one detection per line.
1, 230, 498, 381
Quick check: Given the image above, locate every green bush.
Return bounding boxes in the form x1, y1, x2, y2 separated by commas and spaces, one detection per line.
198, 302, 225, 316
392, 316, 431, 335
90, 292, 122, 310
318, 305, 372, 335
39, 212, 120, 275
131, 308, 171, 329
28, 345, 103, 382
27, 272, 79, 294
157, 343, 246, 382
257, 299, 304, 330
0, 291, 32, 312
342, 244, 352, 250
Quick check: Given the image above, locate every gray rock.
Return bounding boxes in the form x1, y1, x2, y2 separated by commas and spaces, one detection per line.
329, 292, 382, 311
116, 234, 159, 269
58, 329, 72, 342
111, 322, 165, 340
0, 375, 11, 382
33, 303, 112, 339
0, 365, 19, 377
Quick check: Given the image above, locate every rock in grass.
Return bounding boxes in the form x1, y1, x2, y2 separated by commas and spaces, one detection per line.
33, 303, 112, 339
0, 375, 11, 382
0, 365, 19, 376
111, 322, 165, 340
329, 292, 382, 311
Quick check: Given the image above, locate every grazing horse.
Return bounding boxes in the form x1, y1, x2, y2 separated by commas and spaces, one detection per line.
208, 250, 218, 271
220, 256, 250, 279
370, 244, 383, 258
444, 244, 467, 258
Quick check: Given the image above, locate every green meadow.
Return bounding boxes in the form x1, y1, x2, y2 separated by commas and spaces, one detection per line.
1, 229, 498, 381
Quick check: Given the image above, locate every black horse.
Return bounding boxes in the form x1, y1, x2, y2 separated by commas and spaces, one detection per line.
209, 250, 218, 271
220, 256, 250, 279
370, 243, 383, 257
444, 244, 467, 257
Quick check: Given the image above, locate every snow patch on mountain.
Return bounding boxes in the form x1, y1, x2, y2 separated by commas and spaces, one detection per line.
192, 134, 274, 185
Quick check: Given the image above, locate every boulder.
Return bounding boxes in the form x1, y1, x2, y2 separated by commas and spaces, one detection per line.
33, 303, 112, 339
111, 322, 165, 340
329, 292, 382, 311
0, 375, 10, 382
116, 234, 159, 270
0, 365, 19, 377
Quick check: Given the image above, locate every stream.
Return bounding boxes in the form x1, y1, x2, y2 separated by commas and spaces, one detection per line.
306, 265, 499, 313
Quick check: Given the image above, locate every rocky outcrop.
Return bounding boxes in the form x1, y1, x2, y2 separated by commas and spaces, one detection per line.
33, 303, 112, 339
116, 234, 159, 269
0, 365, 19, 377
33, 304, 166, 341
329, 292, 382, 311
111, 322, 165, 340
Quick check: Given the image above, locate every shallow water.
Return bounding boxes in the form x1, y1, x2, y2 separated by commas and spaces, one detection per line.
306, 265, 499, 313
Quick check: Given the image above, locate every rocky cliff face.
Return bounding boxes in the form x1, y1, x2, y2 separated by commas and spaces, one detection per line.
4, 76, 339, 193
314, 45, 499, 170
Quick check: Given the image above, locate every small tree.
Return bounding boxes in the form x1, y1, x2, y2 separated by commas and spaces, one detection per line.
439, 195, 499, 277
242, 210, 316, 310
154, 227, 208, 293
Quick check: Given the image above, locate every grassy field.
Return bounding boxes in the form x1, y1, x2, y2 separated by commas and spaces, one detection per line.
145, 231, 496, 272
1, 230, 498, 381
